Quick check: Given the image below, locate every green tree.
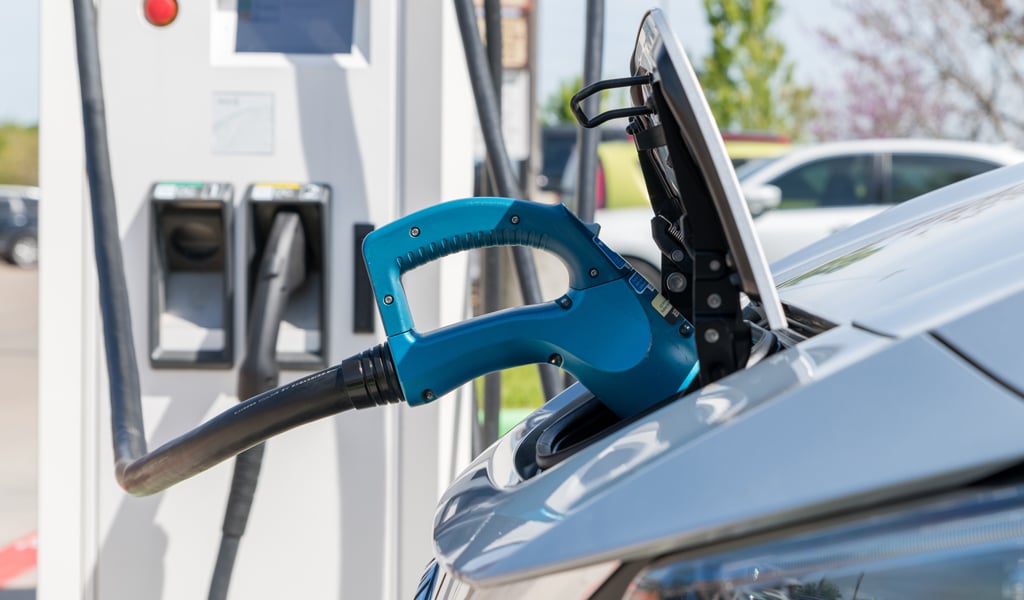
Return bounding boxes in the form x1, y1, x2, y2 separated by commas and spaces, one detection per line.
700, 0, 814, 138
542, 75, 584, 126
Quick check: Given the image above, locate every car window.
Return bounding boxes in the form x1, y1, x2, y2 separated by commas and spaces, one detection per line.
769, 155, 874, 209
0, 198, 12, 221
889, 154, 998, 203
735, 157, 778, 181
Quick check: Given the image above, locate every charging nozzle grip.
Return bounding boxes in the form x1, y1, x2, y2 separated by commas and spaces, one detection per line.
362, 198, 627, 337
362, 197, 699, 418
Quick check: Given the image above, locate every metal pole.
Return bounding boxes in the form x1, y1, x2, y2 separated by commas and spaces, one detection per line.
575, 0, 605, 224
481, 0, 504, 447
453, 0, 563, 412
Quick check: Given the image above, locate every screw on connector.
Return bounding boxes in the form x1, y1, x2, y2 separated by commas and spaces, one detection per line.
548, 354, 563, 367
557, 296, 573, 309
707, 293, 722, 309
704, 328, 720, 344
422, 389, 436, 401
679, 322, 693, 337
589, 268, 599, 278
671, 249, 685, 263
383, 295, 394, 305
410, 226, 421, 237
709, 259, 722, 272
666, 272, 687, 292
510, 215, 520, 224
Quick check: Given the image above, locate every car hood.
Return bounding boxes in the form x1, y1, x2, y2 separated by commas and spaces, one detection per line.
772, 162, 1024, 337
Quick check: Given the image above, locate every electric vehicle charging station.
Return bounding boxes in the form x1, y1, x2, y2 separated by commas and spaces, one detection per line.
38, 1, 476, 598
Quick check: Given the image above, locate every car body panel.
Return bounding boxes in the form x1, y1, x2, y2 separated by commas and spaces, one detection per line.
775, 165, 1024, 336
434, 138, 1024, 591
434, 325, 1024, 586
933, 288, 1024, 397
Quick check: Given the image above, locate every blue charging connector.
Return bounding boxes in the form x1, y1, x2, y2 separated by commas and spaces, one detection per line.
362, 198, 699, 418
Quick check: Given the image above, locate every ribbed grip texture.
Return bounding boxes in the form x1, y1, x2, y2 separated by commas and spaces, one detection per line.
341, 343, 406, 409
396, 229, 548, 274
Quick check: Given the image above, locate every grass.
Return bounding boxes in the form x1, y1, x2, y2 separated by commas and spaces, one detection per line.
475, 364, 551, 435
474, 363, 547, 409
0, 124, 38, 186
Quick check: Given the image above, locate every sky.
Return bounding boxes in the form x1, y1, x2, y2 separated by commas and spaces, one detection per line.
537, 0, 842, 106
0, 0, 40, 124
0, 0, 841, 126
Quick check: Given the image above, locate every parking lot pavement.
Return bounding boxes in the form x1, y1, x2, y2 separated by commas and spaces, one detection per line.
0, 262, 38, 591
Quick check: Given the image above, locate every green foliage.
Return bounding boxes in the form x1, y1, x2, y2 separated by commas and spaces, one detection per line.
0, 124, 39, 186
542, 75, 585, 126
474, 363, 545, 410
700, 0, 814, 138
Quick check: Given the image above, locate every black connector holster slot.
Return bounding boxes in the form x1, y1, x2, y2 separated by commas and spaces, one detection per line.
148, 182, 234, 368
246, 183, 331, 369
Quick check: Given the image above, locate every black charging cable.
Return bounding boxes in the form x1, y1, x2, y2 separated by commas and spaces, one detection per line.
209, 211, 306, 600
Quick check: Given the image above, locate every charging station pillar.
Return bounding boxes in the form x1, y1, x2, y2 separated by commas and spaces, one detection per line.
38, 1, 475, 598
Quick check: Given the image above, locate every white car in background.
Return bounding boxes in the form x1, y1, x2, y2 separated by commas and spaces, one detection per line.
594, 138, 1024, 280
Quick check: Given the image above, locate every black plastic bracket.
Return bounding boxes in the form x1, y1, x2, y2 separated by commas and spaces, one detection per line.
625, 83, 752, 385
570, 75, 653, 128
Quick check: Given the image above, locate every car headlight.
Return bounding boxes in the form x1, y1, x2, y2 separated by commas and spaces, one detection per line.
418, 558, 620, 600
624, 484, 1024, 599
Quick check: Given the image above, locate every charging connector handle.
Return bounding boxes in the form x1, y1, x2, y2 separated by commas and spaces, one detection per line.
363, 197, 700, 418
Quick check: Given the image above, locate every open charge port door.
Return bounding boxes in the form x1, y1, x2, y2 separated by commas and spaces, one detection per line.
246, 182, 330, 369
149, 181, 234, 368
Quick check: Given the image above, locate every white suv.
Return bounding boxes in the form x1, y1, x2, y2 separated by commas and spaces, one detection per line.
593, 139, 1024, 279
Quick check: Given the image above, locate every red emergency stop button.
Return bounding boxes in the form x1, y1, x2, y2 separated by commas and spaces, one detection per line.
144, 0, 178, 26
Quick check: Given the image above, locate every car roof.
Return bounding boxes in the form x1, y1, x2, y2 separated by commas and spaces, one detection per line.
741, 138, 1024, 184
0, 185, 40, 200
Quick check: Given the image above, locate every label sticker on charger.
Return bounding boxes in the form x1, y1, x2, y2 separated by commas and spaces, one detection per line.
651, 292, 683, 325
152, 181, 228, 201
250, 182, 326, 202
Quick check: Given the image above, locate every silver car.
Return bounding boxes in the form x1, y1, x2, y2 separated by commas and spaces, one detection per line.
419, 9, 1024, 599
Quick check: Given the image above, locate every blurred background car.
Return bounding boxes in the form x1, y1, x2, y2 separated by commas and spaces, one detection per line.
535, 125, 629, 202
588, 138, 1024, 279
0, 185, 39, 268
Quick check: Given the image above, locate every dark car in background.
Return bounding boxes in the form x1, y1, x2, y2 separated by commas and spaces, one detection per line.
537, 125, 628, 195
0, 185, 39, 268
